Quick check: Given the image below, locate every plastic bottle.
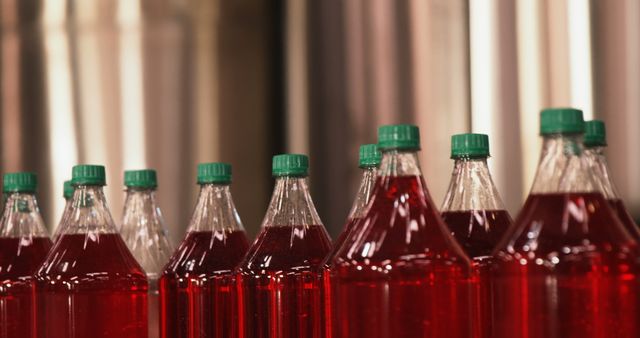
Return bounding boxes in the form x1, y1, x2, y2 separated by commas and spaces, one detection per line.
52, 180, 73, 242
121, 169, 174, 338
238, 154, 332, 338
583, 120, 640, 241
36, 165, 148, 338
441, 133, 512, 338
160, 162, 249, 338
322, 144, 381, 338
492, 108, 640, 338
0, 172, 52, 338
330, 125, 474, 338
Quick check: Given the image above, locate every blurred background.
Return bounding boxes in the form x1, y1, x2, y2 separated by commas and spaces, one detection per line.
1, 0, 639, 242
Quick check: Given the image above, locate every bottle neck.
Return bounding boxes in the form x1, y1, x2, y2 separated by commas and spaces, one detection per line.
0, 192, 49, 237
121, 188, 166, 232
378, 150, 422, 177
347, 166, 378, 219
441, 157, 506, 212
584, 146, 620, 200
188, 183, 244, 232
530, 134, 596, 194
262, 176, 323, 227
64, 185, 119, 235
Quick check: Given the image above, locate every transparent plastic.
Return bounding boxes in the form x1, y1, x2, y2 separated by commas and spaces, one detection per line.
238, 176, 332, 338
585, 146, 640, 241
160, 183, 249, 338
51, 196, 72, 242
441, 157, 512, 338
0, 192, 52, 338
322, 166, 377, 338
330, 150, 474, 338
492, 134, 640, 338
36, 185, 148, 338
121, 187, 174, 338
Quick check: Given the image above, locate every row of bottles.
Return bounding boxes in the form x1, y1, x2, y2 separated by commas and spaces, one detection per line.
0, 108, 638, 338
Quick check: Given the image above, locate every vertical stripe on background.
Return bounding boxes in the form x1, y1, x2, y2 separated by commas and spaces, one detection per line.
469, 0, 522, 214
567, 0, 594, 120
286, 0, 310, 155
43, 0, 78, 230
516, 0, 546, 198
118, 1, 147, 171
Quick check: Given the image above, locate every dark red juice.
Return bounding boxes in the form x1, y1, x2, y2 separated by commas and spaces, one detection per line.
442, 210, 512, 338
160, 230, 249, 338
238, 224, 331, 338
492, 193, 640, 338
36, 233, 148, 338
331, 176, 474, 338
0, 237, 52, 338
321, 217, 360, 338
609, 199, 640, 242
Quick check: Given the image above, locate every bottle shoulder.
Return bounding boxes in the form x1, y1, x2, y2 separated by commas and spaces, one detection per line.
163, 230, 249, 277
36, 233, 147, 287
493, 193, 638, 260
239, 224, 331, 273
335, 176, 470, 265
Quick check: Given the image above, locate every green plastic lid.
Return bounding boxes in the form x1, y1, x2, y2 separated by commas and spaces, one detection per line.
124, 169, 158, 189
584, 120, 607, 147
3, 172, 37, 193
378, 124, 420, 150
540, 108, 585, 135
72, 165, 106, 186
272, 154, 309, 177
451, 133, 490, 159
359, 144, 382, 168
63, 180, 73, 199
197, 162, 232, 184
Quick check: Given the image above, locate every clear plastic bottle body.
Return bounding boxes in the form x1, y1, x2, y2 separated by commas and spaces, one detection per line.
492, 134, 640, 338
238, 176, 332, 338
585, 146, 640, 241
160, 183, 249, 338
330, 151, 474, 338
51, 197, 71, 242
36, 185, 148, 338
121, 187, 174, 338
0, 192, 52, 338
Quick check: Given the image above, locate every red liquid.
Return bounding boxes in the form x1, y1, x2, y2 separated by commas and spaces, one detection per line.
0, 237, 52, 338
36, 233, 148, 338
330, 176, 474, 338
321, 218, 360, 338
160, 230, 250, 338
609, 198, 640, 242
442, 210, 512, 338
237, 224, 332, 338
492, 193, 640, 338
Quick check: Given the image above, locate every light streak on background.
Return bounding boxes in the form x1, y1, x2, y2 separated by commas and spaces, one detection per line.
567, 0, 594, 120
44, 28, 78, 231
118, 1, 147, 171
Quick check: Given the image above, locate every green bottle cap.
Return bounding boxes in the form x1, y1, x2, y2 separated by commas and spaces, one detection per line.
72, 165, 106, 186
378, 124, 420, 150
3, 172, 37, 193
63, 180, 74, 199
584, 120, 607, 147
272, 154, 309, 177
197, 162, 232, 184
124, 169, 158, 189
359, 144, 382, 168
540, 108, 585, 135
451, 133, 490, 159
